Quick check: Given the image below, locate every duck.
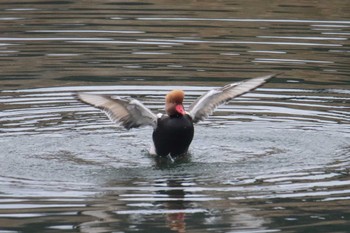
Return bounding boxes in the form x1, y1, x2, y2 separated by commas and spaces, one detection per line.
76, 74, 276, 158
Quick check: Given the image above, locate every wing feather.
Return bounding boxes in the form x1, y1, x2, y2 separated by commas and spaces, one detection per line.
76, 93, 157, 129
188, 74, 276, 123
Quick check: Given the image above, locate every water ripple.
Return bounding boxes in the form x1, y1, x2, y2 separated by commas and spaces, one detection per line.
0, 1, 349, 232
1, 83, 349, 137
139, 38, 342, 47
136, 17, 350, 24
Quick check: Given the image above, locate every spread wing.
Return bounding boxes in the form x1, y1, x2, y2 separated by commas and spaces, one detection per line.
76, 93, 157, 129
188, 74, 276, 123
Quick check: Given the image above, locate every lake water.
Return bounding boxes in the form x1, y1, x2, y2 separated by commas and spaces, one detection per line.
0, 1, 350, 232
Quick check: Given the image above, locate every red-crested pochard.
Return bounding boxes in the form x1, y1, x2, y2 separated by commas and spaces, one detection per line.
77, 74, 275, 158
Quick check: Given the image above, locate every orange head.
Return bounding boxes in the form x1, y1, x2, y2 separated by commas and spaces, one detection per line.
165, 90, 186, 116
166, 90, 184, 104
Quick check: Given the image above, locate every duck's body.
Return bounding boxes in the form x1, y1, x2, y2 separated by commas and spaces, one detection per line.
76, 74, 277, 158
152, 114, 194, 156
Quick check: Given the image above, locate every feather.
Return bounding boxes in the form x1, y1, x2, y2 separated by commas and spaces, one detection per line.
188, 74, 277, 123
76, 93, 157, 129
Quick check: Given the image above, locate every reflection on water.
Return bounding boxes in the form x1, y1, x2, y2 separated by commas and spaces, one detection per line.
0, 0, 350, 232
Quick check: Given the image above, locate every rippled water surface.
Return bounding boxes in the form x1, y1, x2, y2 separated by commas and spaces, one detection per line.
1, 1, 350, 232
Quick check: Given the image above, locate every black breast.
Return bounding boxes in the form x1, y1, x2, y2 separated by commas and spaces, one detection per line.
152, 114, 194, 157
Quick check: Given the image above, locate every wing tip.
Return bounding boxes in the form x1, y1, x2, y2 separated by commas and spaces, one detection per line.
265, 72, 283, 81
252, 72, 283, 86
74, 92, 95, 106
74, 91, 92, 100
74, 92, 113, 106
260, 73, 281, 81
74, 92, 87, 104
73, 91, 81, 100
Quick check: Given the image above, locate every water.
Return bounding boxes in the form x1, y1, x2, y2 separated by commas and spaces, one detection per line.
0, 0, 350, 232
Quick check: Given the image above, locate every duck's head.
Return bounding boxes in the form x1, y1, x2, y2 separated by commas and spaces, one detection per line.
165, 90, 186, 116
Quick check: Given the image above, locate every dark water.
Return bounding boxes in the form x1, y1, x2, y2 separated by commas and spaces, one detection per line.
1, 1, 350, 232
